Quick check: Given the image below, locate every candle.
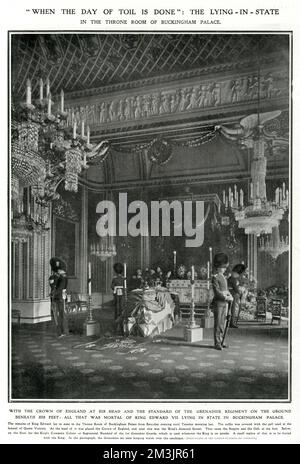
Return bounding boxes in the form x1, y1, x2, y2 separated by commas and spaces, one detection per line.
240, 189, 244, 207
209, 247, 212, 266
223, 190, 225, 204
234, 184, 237, 200
81, 120, 85, 137
282, 182, 286, 199
207, 261, 210, 279
286, 190, 289, 206
250, 182, 253, 199
73, 121, 77, 139
46, 77, 50, 97
173, 250, 177, 267
88, 261, 92, 296
26, 78, 31, 105
256, 181, 259, 197
191, 265, 195, 281
124, 263, 127, 289
87, 126, 90, 144
47, 92, 52, 116
60, 89, 64, 112
39, 78, 43, 101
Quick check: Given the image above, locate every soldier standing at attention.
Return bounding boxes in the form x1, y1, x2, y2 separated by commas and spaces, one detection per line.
228, 263, 247, 328
111, 262, 125, 333
212, 253, 233, 350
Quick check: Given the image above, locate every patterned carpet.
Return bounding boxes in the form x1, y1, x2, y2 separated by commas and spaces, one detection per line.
11, 322, 289, 401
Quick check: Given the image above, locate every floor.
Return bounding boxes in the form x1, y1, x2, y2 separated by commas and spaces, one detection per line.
10, 315, 289, 401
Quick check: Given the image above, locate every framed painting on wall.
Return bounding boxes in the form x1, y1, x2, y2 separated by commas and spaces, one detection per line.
52, 215, 79, 278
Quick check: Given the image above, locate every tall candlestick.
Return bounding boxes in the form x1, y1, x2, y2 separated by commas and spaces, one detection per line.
124, 263, 127, 290
191, 265, 195, 300
88, 262, 92, 296
81, 120, 85, 137
47, 92, 52, 116
26, 79, 31, 105
46, 77, 50, 97
87, 126, 90, 144
73, 121, 77, 139
60, 89, 64, 112
39, 78, 43, 101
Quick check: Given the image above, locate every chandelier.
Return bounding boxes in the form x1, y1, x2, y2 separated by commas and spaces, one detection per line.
11, 78, 110, 208
258, 226, 289, 259
90, 239, 117, 262
218, 113, 289, 236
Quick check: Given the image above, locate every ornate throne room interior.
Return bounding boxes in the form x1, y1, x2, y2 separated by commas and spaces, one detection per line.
10, 33, 290, 400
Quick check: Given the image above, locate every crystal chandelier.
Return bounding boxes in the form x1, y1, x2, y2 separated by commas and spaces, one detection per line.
258, 226, 289, 259
11, 77, 110, 207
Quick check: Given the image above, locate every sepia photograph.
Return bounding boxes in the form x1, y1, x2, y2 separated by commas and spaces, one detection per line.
9, 32, 290, 402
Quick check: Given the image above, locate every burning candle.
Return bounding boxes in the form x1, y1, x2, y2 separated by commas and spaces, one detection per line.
87, 126, 90, 144
39, 78, 43, 101
47, 92, 52, 116
60, 89, 64, 112
46, 77, 50, 97
26, 79, 31, 105
88, 262, 92, 296
73, 121, 77, 139
81, 120, 85, 137
173, 250, 177, 268
209, 247, 212, 266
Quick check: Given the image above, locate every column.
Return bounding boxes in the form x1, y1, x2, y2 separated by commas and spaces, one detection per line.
247, 234, 258, 287
80, 186, 88, 295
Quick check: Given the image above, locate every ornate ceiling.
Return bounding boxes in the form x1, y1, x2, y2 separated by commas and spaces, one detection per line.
11, 33, 289, 99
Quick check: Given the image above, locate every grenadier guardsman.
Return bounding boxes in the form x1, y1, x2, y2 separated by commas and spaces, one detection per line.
227, 263, 247, 328
111, 262, 125, 333
212, 253, 233, 350
51, 259, 69, 337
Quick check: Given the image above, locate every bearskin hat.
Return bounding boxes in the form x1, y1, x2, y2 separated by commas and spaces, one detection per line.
232, 263, 246, 274
213, 252, 229, 268
113, 262, 124, 275
50, 257, 67, 272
